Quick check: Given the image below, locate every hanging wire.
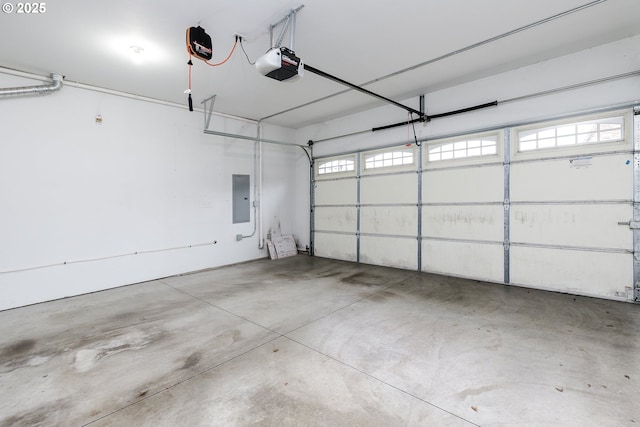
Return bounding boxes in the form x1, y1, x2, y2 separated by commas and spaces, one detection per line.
204, 37, 238, 67
240, 38, 256, 65
186, 53, 193, 111
188, 58, 192, 88
407, 112, 411, 145
410, 112, 420, 146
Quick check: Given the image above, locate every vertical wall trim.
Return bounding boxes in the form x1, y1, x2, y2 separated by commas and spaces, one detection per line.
633, 106, 640, 302
356, 153, 362, 262
417, 94, 425, 272
503, 129, 511, 284
309, 143, 315, 256
417, 143, 424, 271
356, 154, 362, 263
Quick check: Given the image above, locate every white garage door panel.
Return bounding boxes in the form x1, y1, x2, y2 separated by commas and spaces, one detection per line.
510, 154, 632, 202
422, 240, 503, 282
423, 166, 503, 203
314, 206, 357, 233
360, 206, 417, 236
360, 236, 417, 270
422, 205, 503, 241
360, 174, 417, 204
314, 233, 357, 262
315, 179, 357, 205
511, 246, 632, 298
511, 204, 632, 249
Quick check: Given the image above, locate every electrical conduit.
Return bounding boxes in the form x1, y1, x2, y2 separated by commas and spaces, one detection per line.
0, 73, 63, 98
257, 121, 264, 249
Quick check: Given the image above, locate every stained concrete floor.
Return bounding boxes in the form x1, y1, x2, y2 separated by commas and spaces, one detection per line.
0, 255, 638, 426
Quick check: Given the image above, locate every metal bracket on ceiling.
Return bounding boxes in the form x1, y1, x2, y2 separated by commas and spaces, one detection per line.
201, 95, 216, 130
269, 5, 305, 50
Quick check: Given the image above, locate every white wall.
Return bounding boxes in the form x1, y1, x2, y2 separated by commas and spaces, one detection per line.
0, 72, 299, 310
293, 35, 640, 250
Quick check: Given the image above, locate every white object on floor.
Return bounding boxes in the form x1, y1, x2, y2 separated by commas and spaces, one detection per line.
267, 235, 297, 259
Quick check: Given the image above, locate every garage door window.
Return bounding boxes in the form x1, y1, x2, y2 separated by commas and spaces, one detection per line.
317, 157, 355, 175
518, 115, 625, 152
428, 134, 498, 162
364, 149, 414, 170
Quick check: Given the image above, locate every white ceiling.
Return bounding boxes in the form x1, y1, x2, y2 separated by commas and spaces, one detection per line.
1, 0, 639, 128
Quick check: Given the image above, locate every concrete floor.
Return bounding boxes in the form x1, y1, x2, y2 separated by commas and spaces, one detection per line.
0, 256, 638, 426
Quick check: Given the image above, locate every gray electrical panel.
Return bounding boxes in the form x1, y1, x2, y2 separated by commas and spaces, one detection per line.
232, 174, 250, 224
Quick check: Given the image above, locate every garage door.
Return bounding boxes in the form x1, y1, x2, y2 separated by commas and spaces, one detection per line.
311, 107, 638, 301
313, 146, 419, 269
313, 155, 358, 262
422, 131, 505, 282
509, 111, 634, 299
358, 147, 418, 270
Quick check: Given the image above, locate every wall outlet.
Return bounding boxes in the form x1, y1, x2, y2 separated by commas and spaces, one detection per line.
236, 234, 243, 241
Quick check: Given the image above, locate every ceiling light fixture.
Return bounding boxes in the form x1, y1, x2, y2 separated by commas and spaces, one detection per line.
129, 45, 145, 64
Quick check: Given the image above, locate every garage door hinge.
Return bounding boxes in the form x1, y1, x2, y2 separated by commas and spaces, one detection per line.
618, 221, 640, 229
